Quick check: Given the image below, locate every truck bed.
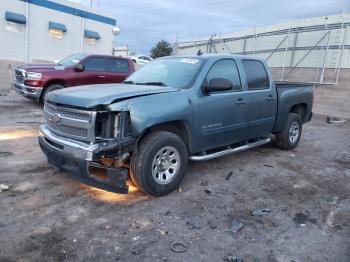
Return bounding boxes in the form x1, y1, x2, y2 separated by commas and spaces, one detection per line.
273, 81, 314, 133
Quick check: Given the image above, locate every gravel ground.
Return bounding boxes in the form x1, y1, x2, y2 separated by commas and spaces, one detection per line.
0, 88, 349, 262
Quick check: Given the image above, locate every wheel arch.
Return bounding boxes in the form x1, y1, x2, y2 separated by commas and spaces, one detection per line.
289, 103, 307, 122
40, 79, 67, 102
135, 120, 192, 154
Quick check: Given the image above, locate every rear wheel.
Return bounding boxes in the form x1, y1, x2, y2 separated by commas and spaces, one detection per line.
130, 131, 188, 196
42, 84, 63, 103
275, 113, 302, 150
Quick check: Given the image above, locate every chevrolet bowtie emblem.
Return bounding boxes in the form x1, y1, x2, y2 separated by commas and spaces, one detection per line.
52, 113, 61, 125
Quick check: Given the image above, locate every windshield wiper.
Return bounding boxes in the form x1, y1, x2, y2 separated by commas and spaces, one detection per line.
136, 82, 167, 87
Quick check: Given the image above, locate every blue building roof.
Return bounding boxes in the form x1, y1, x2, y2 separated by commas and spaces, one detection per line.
19, 0, 116, 26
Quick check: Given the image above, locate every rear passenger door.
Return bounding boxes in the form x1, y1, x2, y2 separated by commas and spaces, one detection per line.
242, 59, 277, 138
108, 58, 130, 83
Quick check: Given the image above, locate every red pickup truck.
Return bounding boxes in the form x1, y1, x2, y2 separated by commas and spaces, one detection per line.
13, 53, 135, 102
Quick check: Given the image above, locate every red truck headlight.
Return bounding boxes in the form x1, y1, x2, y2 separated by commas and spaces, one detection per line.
26, 72, 42, 80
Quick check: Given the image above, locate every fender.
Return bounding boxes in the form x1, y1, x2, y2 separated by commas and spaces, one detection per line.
107, 89, 195, 146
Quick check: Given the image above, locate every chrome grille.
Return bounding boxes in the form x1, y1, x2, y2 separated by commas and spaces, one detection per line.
45, 103, 90, 121
52, 124, 88, 137
14, 69, 25, 83
44, 102, 96, 142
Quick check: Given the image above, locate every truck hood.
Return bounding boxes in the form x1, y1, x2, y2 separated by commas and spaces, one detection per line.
46, 84, 180, 108
17, 64, 66, 72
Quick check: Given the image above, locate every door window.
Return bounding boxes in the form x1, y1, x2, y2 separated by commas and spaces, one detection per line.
85, 38, 96, 46
242, 60, 269, 90
84, 57, 106, 72
205, 59, 241, 91
110, 59, 129, 73
140, 56, 151, 61
6, 21, 25, 33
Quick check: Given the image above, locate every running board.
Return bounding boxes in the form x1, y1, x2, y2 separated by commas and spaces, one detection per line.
189, 138, 271, 161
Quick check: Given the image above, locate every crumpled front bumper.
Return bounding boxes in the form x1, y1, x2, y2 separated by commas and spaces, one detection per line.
38, 125, 129, 194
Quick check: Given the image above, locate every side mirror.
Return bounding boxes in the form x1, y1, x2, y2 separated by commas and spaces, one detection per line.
204, 78, 233, 93
74, 63, 84, 72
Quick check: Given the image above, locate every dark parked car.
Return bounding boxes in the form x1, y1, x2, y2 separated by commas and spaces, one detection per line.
39, 54, 314, 196
12, 53, 135, 102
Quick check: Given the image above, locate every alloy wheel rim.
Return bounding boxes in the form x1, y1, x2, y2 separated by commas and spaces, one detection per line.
289, 121, 300, 144
151, 146, 180, 185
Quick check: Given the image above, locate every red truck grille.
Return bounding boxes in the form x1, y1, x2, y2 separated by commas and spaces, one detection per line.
14, 69, 25, 83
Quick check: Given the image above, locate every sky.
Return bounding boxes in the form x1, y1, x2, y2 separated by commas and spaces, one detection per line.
71, 0, 350, 55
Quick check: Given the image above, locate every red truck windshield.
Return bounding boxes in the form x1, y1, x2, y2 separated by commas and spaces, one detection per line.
58, 53, 87, 67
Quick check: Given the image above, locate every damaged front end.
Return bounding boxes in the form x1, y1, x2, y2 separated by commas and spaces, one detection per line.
39, 102, 135, 194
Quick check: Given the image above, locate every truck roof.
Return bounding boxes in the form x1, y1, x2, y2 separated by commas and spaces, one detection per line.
73, 53, 132, 60
162, 53, 265, 62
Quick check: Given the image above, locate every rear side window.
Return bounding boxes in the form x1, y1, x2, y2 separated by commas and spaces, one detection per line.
84, 57, 106, 72
205, 59, 242, 91
110, 59, 129, 73
242, 60, 269, 90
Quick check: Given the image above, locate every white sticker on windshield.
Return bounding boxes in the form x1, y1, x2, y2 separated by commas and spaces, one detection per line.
54, 66, 65, 70
180, 58, 199, 64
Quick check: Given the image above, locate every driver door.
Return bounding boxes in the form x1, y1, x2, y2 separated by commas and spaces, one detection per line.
71, 56, 109, 86
193, 59, 250, 152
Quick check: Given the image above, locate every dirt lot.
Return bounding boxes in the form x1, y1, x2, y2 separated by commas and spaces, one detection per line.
0, 87, 349, 262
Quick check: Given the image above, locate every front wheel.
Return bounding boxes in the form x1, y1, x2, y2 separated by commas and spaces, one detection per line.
41, 84, 63, 103
275, 113, 302, 150
130, 131, 188, 196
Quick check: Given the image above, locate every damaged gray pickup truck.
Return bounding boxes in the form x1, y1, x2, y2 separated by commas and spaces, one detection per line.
39, 54, 314, 196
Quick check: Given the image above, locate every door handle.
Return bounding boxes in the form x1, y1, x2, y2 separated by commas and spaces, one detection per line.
236, 98, 246, 105
98, 75, 106, 78
265, 95, 275, 101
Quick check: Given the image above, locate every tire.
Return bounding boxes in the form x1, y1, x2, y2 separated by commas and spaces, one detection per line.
130, 131, 188, 196
42, 84, 63, 103
275, 113, 302, 150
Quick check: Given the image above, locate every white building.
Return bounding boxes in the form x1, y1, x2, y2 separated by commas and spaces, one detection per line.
175, 13, 350, 71
175, 13, 350, 119
0, 0, 117, 63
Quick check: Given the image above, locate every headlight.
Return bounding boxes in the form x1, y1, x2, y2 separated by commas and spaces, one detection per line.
26, 72, 42, 80
113, 112, 131, 138
114, 114, 120, 138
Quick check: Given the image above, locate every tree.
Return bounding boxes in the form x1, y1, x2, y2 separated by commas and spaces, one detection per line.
150, 40, 173, 59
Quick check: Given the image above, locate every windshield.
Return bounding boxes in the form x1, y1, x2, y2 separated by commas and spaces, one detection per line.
125, 57, 204, 89
58, 53, 87, 67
